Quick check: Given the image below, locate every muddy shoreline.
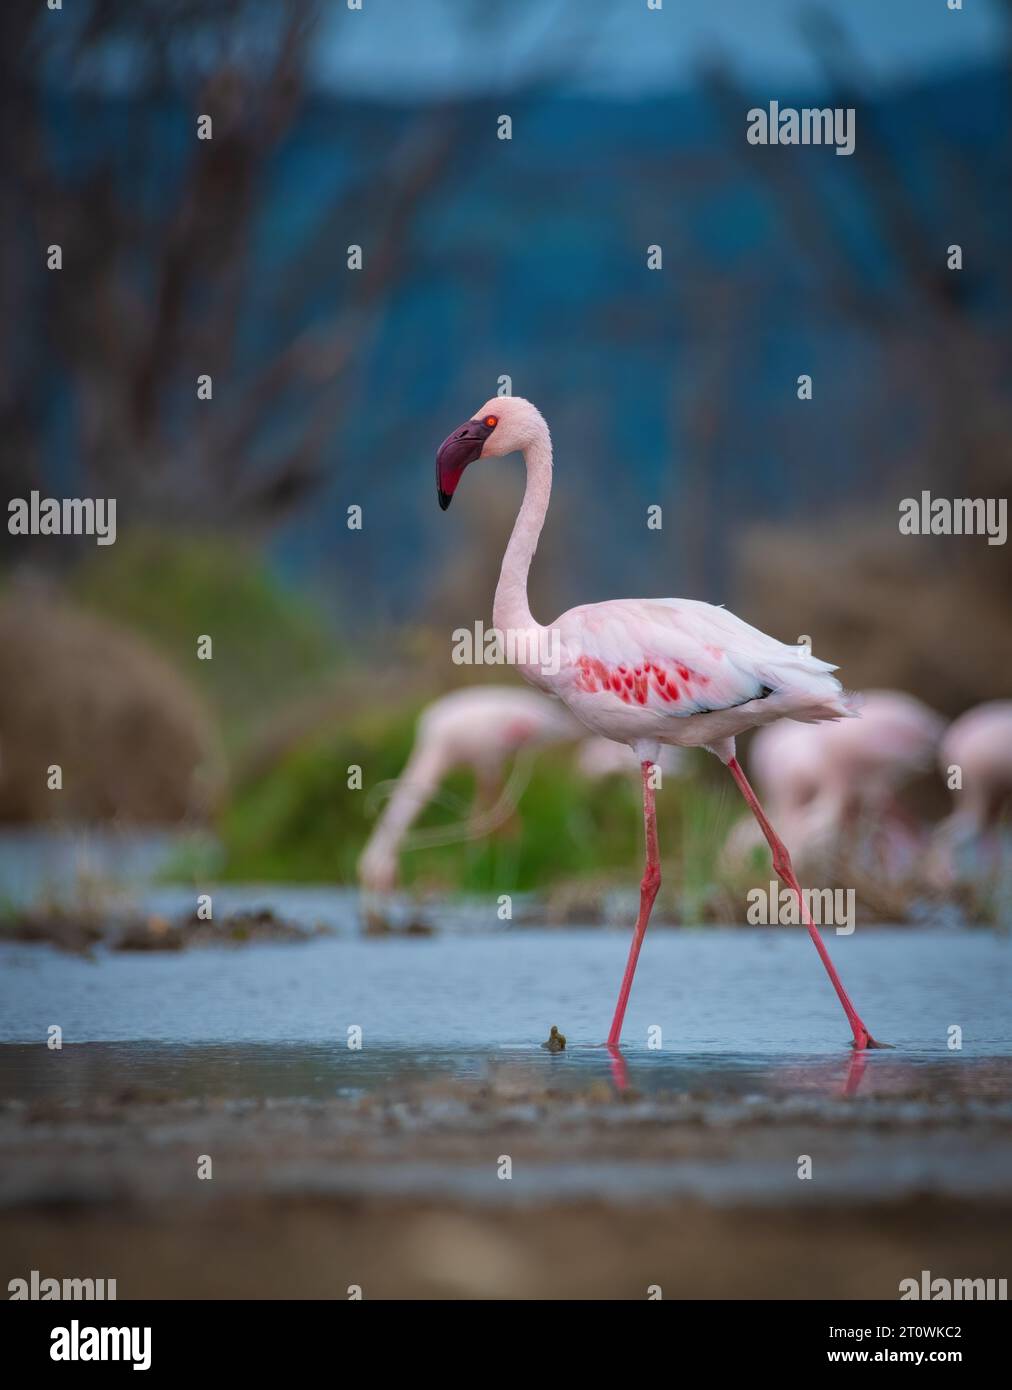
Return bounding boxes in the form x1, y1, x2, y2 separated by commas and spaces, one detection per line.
3, 1069, 1011, 1299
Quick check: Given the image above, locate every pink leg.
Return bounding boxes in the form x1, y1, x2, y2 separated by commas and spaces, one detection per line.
607, 761, 661, 1048
727, 757, 884, 1051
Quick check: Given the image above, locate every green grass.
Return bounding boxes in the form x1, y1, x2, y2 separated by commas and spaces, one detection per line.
72, 530, 339, 746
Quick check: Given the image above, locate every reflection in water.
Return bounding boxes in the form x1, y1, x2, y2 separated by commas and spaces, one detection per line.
2, 1038, 1010, 1114
606, 1043, 629, 1093
842, 1047, 869, 1097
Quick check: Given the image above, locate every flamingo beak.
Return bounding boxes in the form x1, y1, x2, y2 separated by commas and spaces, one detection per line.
436, 418, 494, 510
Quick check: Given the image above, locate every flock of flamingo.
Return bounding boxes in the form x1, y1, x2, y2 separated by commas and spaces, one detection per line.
358, 396, 1010, 1053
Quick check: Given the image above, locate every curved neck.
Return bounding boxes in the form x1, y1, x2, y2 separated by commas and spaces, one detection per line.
493, 429, 552, 637
360, 743, 444, 871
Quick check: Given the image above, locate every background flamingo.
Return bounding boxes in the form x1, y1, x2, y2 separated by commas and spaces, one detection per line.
357, 683, 579, 893
436, 395, 883, 1050
930, 700, 1012, 888
724, 690, 945, 878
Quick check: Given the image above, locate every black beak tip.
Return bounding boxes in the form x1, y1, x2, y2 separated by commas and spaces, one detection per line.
437, 488, 452, 511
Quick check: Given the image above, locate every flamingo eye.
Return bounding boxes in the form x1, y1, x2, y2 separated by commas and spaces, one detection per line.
484, 415, 498, 428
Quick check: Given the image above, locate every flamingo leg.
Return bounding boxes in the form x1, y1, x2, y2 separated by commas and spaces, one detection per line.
607, 760, 661, 1048
727, 757, 884, 1050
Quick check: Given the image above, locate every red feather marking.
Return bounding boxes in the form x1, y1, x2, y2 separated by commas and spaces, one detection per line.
578, 654, 699, 706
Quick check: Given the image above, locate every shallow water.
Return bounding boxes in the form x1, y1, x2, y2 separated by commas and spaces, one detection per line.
1, 924, 1008, 1056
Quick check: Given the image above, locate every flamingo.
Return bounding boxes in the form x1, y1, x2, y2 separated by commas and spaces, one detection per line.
725, 690, 945, 876
436, 396, 884, 1049
930, 700, 1012, 887
357, 684, 578, 893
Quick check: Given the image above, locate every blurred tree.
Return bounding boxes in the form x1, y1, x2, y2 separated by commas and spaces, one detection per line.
0, 0, 459, 545
699, 9, 1012, 708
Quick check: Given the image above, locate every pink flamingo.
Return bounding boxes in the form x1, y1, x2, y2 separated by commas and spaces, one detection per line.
358, 684, 578, 893
436, 396, 884, 1050
930, 700, 1012, 886
727, 690, 944, 875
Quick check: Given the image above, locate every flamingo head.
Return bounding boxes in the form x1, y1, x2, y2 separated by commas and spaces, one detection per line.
436, 396, 547, 509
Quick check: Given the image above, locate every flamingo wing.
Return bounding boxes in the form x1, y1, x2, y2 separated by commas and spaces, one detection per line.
555, 597, 841, 717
